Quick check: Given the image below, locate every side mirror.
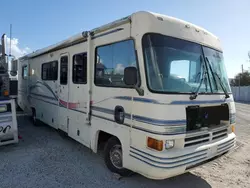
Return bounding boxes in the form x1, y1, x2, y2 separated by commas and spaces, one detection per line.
124, 67, 144, 96
10, 59, 17, 76
124, 67, 137, 86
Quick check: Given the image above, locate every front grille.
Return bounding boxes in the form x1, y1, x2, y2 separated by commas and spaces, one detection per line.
185, 133, 210, 147
185, 126, 229, 147
212, 128, 227, 140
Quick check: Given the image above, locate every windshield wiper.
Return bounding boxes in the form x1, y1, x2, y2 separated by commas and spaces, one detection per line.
190, 56, 207, 100
205, 57, 230, 99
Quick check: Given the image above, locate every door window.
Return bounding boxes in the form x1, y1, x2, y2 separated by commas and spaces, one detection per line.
22, 65, 28, 79
72, 53, 87, 84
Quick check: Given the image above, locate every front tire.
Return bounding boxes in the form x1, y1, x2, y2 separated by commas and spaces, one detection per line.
31, 109, 38, 126
104, 137, 131, 176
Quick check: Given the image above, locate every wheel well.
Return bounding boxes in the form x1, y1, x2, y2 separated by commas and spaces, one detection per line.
31, 107, 36, 118
97, 131, 120, 152
31, 107, 35, 113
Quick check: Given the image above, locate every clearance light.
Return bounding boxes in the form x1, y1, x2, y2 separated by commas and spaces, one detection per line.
165, 140, 175, 149
147, 137, 163, 151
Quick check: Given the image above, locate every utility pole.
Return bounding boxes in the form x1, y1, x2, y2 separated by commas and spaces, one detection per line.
9, 24, 12, 57
238, 64, 243, 100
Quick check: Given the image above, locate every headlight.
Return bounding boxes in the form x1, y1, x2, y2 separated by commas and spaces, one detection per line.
165, 140, 175, 149
0, 104, 7, 112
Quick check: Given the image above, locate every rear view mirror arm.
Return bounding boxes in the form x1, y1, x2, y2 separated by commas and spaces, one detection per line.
134, 84, 144, 96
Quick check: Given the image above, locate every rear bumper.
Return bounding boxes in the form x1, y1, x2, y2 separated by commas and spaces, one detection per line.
128, 132, 236, 180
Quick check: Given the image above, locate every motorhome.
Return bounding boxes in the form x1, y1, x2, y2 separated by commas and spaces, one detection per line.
17, 11, 236, 180
0, 34, 18, 146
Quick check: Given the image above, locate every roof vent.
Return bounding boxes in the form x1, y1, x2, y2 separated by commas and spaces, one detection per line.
157, 17, 164, 21
203, 31, 208, 35
82, 31, 88, 38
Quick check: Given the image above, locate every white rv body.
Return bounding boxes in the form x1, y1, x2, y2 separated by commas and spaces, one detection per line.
18, 11, 236, 179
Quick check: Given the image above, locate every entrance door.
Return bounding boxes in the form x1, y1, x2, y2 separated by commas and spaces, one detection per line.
58, 54, 69, 133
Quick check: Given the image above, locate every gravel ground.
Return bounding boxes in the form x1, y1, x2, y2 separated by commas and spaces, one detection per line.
0, 103, 249, 188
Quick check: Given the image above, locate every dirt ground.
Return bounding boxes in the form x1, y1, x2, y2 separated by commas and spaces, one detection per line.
0, 103, 249, 188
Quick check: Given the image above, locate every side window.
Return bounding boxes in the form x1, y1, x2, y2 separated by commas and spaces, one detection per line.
95, 39, 137, 87
72, 53, 87, 84
42, 61, 58, 80
22, 65, 28, 79
42, 63, 49, 80
60, 56, 68, 85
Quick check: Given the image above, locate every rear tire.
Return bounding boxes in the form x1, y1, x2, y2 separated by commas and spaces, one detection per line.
104, 137, 131, 176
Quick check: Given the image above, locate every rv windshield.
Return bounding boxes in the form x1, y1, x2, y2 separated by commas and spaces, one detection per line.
142, 33, 230, 94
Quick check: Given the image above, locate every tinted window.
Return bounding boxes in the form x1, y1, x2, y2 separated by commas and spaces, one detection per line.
73, 53, 87, 84
60, 56, 68, 85
42, 61, 58, 80
22, 65, 28, 79
95, 40, 137, 87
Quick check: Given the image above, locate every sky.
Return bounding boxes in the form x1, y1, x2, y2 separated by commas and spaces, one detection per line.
0, 0, 249, 78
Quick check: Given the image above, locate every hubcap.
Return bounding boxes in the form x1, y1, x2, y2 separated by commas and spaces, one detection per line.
110, 144, 123, 169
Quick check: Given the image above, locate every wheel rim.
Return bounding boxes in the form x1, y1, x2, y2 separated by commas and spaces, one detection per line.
110, 144, 123, 169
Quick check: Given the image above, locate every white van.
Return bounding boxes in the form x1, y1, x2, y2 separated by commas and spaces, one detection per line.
18, 11, 236, 180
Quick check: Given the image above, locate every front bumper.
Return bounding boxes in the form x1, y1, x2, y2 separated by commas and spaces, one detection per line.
128, 132, 236, 180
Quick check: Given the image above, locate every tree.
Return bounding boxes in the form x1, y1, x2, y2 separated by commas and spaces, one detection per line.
230, 72, 250, 86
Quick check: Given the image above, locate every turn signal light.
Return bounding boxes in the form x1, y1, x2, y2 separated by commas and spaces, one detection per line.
3, 90, 9, 96
231, 125, 235, 133
147, 137, 163, 151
